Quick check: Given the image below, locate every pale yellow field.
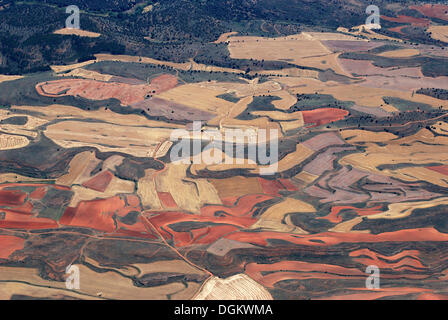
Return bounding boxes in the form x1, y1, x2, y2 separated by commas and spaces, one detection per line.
0, 74, 23, 83
54, 28, 101, 38
283, 77, 448, 108
58, 68, 113, 81
50, 60, 97, 73
228, 34, 332, 67
0, 134, 29, 150
337, 26, 403, 42
155, 163, 221, 213
367, 197, 448, 220
379, 49, 420, 58
157, 83, 233, 115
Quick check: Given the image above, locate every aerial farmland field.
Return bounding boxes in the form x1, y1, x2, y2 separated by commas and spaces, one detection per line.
0, 0, 447, 307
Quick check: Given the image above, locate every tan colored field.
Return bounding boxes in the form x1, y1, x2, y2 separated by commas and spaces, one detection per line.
56, 151, 101, 186
191, 142, 314, 176
58, 68, 113, 81
256, 68, 319, 79
194, 274, 272, 300
283, 77, 448, 108
44, 120, 173, 158
228, 34, 332, 67
271, 90, 298, 110
296, 52, 353, 77
0, 112, 47, 138
427, 26, 448, 43
54, 28, 101, 38
210, 176, 263, 199
379, 49, 420, 58
0, 282, 99, 300
0, 134, 29, 150
0, 173, 52, 184
294, 170, 318, 186
340, 129, 398, 143
0, 75, 23, 83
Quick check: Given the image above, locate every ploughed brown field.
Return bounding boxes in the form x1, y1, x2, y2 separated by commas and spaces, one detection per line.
0, 3, 448, 300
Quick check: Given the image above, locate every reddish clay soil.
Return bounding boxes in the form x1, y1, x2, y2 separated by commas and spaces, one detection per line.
82, 170, 114, 192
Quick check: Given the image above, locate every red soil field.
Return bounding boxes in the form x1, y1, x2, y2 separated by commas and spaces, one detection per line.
410, 4, 448, 21
146, 211, 256, 246
82, 170, 114, 192
349, 248, 426, 271
302, 108, 349, 128
0, 235, 25, 259
157, 192, 178, 208
0, 209, 58, 229
427, 165, 448, 176
60, 195, 147, 236
381, 15, 430, 26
